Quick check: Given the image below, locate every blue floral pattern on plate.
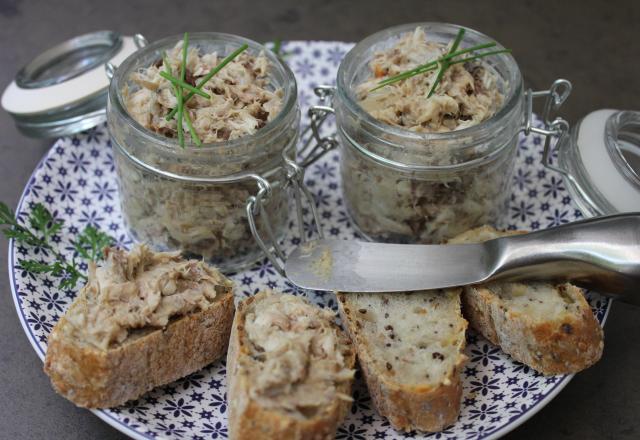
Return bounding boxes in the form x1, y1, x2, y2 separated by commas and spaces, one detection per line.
8, 41, 608, 440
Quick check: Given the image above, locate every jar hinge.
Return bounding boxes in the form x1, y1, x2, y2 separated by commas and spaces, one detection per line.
245, 85, 337, 276
297, 86, 339, 168
104, 33, 148, 80
522, 79, 596, 208
246, 158, 324, 276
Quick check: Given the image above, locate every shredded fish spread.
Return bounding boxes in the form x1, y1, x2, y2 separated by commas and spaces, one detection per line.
125, 41, 283, 143
357, 27, 503, 132
64, 244, 232, 350
244, 294, 354, 418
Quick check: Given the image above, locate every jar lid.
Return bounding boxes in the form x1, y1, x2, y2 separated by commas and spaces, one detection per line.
1, 31, 139, 138
559, 109, 640, 216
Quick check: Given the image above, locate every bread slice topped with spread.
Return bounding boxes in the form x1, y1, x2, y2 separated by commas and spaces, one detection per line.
227, 292, 356, 440
44, 244, 235, 408
449, 225, 604, 375
337, 289, 468, 433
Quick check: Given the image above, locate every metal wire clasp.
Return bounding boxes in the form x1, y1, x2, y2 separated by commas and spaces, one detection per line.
298, 86, 339, 167
105, 33, 148, 80
244, 86, 338, 275
522, 79, 572, 177
245, 120, 329, 276
245, 161, 325, 276
245, 175, 285, 272
524, 78, 608, 212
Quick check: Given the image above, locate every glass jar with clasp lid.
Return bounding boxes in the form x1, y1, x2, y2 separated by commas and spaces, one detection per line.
304, 22, 575, 244
106, 32, 326, 272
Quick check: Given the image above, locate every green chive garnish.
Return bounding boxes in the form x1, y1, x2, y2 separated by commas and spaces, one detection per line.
427, 28, 466, 98
173, 33, 190, 147
163, 50, 202, 147
182, 108, 201, 147
369, 39, 506, 93
273, 39, 282, 57
164, 43, 249, 121
449, 49, 512, 65
159, 71, 211, 99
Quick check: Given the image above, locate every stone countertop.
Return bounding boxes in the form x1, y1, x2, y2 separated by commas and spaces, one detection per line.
1, 0, 638, 438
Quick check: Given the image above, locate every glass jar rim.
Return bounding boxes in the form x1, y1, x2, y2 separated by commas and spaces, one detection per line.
109, 31, 298, 155
336, 22, 523, 143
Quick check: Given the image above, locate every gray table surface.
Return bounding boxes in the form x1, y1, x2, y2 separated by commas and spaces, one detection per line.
1, 0, 639, 438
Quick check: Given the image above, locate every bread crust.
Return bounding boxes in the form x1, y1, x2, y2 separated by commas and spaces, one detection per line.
462, 283, 603, 375
227, 293, 356, 440
451, 225, 604, 375
337, 292, 467, 432
44, 291, 235, 408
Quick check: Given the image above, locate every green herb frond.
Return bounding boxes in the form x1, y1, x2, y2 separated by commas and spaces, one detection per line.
1, 201, 114, 290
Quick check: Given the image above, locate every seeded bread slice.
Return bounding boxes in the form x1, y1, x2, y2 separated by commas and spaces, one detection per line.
44, 246, 236, 408
449, 225, 604, 375
337, 289, 468, 432
227, 292, 356, 440
44, 287, 234, 408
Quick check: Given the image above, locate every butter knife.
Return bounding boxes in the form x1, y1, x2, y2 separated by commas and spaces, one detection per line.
285, 213, 640, 304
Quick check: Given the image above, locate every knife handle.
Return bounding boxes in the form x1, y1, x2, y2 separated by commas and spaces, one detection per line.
489, 213, 640, 302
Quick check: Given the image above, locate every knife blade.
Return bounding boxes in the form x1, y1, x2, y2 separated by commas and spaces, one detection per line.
285, 239, 490, 292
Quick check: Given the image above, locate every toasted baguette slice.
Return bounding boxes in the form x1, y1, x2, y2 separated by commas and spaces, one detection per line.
449, 225, 604, 375
337, 289, 468, 432
227, 292, 356, 440
44, 245, 235, 408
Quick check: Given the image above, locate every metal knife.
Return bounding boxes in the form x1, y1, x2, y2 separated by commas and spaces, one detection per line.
285, 213, 640, 305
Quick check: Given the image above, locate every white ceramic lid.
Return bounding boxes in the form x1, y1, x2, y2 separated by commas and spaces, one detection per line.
1, 31, 139, 137
575, 109, 640, 213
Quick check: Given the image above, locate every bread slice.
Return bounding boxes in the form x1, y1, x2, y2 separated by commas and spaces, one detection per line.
449, 225, 604, 375
227, 292, 356, 440
44, 245, 235, 408
337, 289, 468, 432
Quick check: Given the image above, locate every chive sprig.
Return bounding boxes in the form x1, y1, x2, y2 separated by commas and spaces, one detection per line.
164, 43, 249, 123
162, 33, 248, 147
369, 30, 511, 94
427, 28, 466, 98
159, 72, 211, 99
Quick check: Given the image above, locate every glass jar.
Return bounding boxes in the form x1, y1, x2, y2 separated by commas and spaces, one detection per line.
107, 32, 300, 271
1, 31, 142, 138
333, 23, 525, 244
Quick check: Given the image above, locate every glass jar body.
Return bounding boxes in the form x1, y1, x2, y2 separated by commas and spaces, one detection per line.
110, 146, 293, 270
338, 131, 519, 243
107, 33, 299, 271
335, 23, 524, 244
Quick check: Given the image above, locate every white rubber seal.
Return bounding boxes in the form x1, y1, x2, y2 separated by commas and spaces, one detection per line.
1, 36, 137, 115
577, 109, 640, 212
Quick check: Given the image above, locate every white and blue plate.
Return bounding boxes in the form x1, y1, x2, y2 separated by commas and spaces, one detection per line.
8, 41, 609, 440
